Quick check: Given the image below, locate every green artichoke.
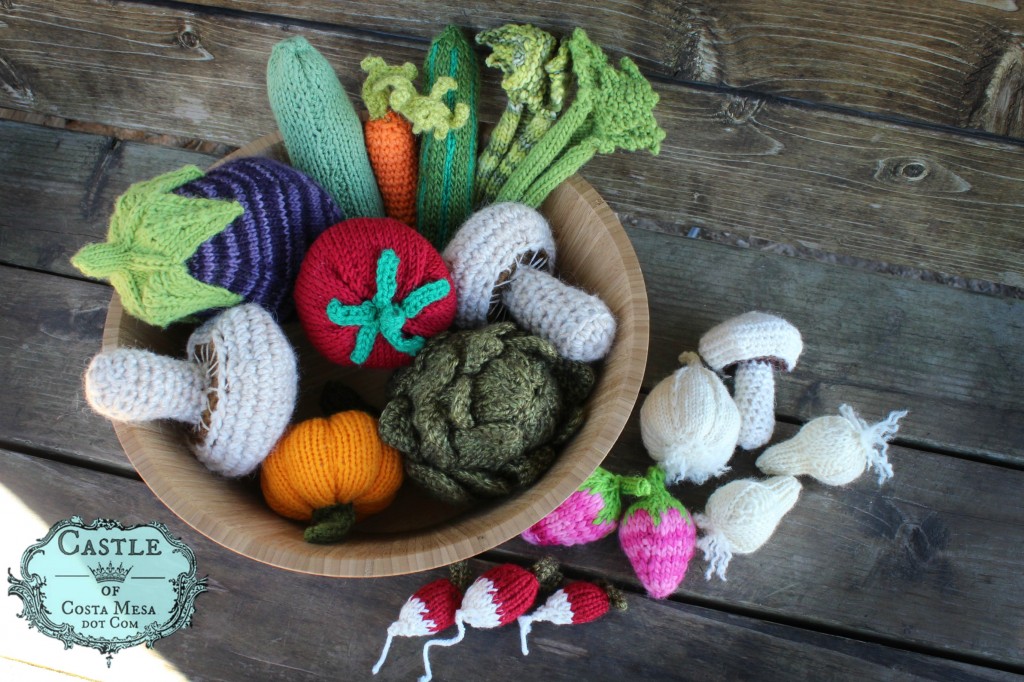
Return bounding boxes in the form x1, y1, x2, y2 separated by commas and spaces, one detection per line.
378, 322, 596, 505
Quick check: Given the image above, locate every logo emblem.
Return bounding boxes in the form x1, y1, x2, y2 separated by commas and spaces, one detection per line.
8, 516, 207, 666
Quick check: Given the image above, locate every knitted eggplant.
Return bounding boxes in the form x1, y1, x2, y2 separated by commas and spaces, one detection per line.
618, 467, 698, 599
517, 581, 626, 655
521, 467, 650, 546
72, 159, 343, 327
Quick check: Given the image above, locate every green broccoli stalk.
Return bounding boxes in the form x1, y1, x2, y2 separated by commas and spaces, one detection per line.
494, 28, 665, 208
473, 24, 566, 205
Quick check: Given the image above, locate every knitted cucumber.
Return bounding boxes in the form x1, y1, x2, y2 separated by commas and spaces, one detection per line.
267, 36, 384, 218
416, 25, 480, 249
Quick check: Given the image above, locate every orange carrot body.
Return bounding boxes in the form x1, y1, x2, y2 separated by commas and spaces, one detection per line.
364, 110, 419, 227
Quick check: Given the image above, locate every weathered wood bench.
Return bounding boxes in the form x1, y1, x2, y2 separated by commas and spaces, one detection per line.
2, 1, 1022, 679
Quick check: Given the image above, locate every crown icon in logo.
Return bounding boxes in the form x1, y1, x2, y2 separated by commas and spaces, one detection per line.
89, 561, 132, 583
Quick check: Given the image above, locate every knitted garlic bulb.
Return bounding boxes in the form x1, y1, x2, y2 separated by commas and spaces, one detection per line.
695, 476, 801, 581
640, 352, 741, 485
517, 581, 626, 655
756, 405, 907, 486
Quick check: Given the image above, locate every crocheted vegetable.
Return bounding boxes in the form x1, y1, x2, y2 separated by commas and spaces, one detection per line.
260, 410, 404, 543
618, 467, 697, 599
699, 312, 803, 450
267, 36, 384, 218
640, 352, 741, 485
695, 476, 802, 581
517, 581, 626, 655
360, 56, 470, 227
416, 25, 480, 248
378, 322, 595, 505
372, 561, 472, 675
84, 304, 297, 477
71, 159, 343, 327
474, 24, 568, 206
495, 28, 665, 208
757, 405, 907, 486
443, 202, 617, 362
521, 467, 650, 546
420, 558, 561, 682
293, 217, 456, 368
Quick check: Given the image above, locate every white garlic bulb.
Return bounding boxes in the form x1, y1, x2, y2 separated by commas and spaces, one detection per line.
640, 352, 741, 485
756, 404, 907, 486
695, 476, 802, 581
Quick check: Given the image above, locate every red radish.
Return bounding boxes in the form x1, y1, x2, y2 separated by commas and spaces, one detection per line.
419, 558, 560, 682
517, 581, 626, 654
372, 578, 461, 674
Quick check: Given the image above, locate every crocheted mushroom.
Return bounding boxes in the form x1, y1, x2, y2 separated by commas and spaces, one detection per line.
698, 312, 803, 450
442, 202, 617, 363
84, 304, 298, 477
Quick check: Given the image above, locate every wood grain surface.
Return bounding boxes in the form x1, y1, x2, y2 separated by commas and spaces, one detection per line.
2, 448, 1017, 681
1, 3, 1023, 285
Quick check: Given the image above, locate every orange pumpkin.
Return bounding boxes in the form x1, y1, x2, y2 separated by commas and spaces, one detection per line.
261, 410, 404, 543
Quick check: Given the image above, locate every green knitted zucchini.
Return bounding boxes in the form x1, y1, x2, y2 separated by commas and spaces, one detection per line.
267, 36, 384, 218
416, 25, 480, 249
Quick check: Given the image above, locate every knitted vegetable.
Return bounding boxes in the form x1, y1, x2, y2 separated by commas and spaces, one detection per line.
420, 558, 561, 682
267, 36, 384, 218
372, 561, 472, 675
640, 352, 741, 485
260, 410, 404, 543
517, 581, 626, 655
495, 28, 665, 208
416, 25, 480, 248
360, 56, 470, 227
618, 467, 698, 599
378, 322, 595, 505
293, 217, 457, 368
84, 304, 297, 477
474, 24, 569, 206
521, 467, 650, 546
695, 476, 802, 581
71, 159, 342, 327
699, 312, 803, 450
443, 202, 617, 362
756, 405, 907, 486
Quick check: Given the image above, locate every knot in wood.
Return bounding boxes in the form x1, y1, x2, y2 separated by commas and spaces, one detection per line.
177, 26, 201, 50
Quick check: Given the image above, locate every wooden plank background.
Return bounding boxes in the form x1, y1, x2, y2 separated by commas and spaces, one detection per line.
1, 1, 1023, 287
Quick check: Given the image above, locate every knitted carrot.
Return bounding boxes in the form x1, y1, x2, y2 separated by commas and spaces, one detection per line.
360, 57, 469, 228
416, 25, 480, 249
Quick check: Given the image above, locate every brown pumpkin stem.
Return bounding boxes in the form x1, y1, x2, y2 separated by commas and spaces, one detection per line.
304, 503, 357, 544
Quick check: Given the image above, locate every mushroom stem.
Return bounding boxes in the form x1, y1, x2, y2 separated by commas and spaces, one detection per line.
733, 360, 777, 450
304, 503, 357, 544
502, 266, 615, 362
84, 349, 207, 425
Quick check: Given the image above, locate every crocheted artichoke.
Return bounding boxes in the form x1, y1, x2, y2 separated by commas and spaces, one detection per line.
378, 322, 595, 505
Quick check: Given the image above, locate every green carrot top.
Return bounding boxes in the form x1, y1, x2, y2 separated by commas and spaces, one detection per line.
360, 56, 470, 140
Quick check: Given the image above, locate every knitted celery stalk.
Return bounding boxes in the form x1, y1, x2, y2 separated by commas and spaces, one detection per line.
416, 25, 479, 249
267, 36, 384, 218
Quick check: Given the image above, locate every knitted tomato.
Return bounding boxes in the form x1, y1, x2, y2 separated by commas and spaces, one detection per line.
294, 217, 457, 368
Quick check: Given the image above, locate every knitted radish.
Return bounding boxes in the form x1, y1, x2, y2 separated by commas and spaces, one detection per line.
372, 562, 472, 675
756, 404, 907, 486
640, 352, 741, 485
71, 159, 343, 327
695, 476, 802, 581
443, 202, 616, 362
517, 581, 626, 655
618, 467, 697, 599
419, 558, 561, 682
294, 217, 457, 368
521, 467, 650, 546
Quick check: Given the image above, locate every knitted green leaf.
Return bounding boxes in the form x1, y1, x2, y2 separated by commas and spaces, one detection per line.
416, 25, 479, 249
628, 467, 690, 527
70, 165, 244, 327
360, 56, 469, 140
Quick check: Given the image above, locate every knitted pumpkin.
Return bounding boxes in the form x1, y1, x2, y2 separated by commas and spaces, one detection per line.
260, 410, 404, 543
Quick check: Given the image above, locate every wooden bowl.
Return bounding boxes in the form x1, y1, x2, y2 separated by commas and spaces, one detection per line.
101, 133, 649, 577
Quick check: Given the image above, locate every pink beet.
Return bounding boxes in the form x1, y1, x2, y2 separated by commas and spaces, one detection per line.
618, 467, 697, 599
522, 467, 650, 546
